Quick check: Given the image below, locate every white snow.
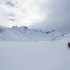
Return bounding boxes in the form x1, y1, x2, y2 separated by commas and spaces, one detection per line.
0, 38, 70, 70
0, 26, 70, 41
0, 1, 70, 70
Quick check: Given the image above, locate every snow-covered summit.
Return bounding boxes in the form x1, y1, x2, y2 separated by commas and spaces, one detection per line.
0, 26, 70, 41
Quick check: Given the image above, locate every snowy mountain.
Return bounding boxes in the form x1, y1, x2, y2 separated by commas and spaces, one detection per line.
0, 1, 70, 70
0, 26, 70, 41
0, 0, 70, 41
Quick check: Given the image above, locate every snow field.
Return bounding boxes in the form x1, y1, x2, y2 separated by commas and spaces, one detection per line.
0, 38, 70, 70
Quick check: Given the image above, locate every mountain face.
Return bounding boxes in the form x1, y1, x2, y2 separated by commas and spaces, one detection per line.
0, 26, 69, 41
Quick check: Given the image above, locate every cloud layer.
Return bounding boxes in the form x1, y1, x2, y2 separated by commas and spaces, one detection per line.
0, 0, 70, 32
30, 0, 70, 32
0, 0, 46, 27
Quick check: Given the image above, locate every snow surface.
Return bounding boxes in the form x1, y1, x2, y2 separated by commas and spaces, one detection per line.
0, 1, 70, 70
0, 26, 70, 41
0, 38, 70, 70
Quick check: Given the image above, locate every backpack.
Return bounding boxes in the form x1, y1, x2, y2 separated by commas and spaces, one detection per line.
68, 42, 70, 48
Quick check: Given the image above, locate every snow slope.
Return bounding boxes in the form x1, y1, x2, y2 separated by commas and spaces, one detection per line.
0, 38, 70, 70
0, 26, 69, 41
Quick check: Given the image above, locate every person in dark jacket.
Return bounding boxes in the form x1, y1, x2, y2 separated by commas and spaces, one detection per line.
68, 42, 70, 48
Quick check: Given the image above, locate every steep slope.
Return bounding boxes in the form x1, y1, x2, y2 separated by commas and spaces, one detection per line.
0, 26, 62, 41
0, 26, 70, 41
0, 26, 31, 41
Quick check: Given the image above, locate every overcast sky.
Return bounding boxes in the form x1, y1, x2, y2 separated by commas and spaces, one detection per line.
29, 0, 70, 32
0, 0, 70, 32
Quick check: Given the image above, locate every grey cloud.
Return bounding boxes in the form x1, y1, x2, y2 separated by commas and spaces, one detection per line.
30, 0, 70, 32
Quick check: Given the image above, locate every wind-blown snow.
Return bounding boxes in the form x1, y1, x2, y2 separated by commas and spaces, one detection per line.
0, 38, 70, 70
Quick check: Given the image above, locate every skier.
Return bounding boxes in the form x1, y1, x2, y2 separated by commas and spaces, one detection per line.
68, 42, 70, 48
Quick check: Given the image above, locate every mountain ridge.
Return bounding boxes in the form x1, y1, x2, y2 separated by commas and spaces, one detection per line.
0, 26, 69, 41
